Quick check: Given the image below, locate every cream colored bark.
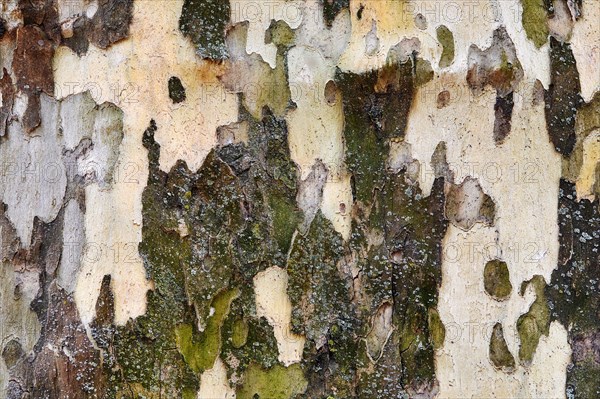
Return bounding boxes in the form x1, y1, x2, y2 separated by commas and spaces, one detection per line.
1, 0, 598, 397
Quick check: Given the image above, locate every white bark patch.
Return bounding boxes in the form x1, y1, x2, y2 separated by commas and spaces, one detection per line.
54, 0, 238, 325
0, 261, 41, 393
548, 0, 574, 43
253, 266, 305, 366
58, 199, 85, 294
198, 358, 236, 399
365, 20, 380, 56
570, 1, 600, 102
575, 129, 600, 200
286, 5, 352, 239
0, 94, 66, 246
296, 160, 328, 233
230, 0, 304, 68
406, 72, 566, 396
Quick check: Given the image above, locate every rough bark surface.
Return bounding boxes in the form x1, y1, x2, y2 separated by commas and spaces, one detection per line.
0, 0, 599, 398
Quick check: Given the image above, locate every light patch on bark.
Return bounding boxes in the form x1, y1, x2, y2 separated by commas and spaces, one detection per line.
575, 129, 600, 200
0, 261, 41, 394
296, 160, 328, 233
253, 266, 305, 366
547, 0, 574, 43
406, 72, 566, 396
337, 0, 435, 72
54, 0, 238, 324
445, 177, 495, 231
0, 94, 67, 246
570, 1, 600, 102
197, 356, 235, 399
230, 0, 304, 68
58, 199, 84, 294
287, 41, 352, 239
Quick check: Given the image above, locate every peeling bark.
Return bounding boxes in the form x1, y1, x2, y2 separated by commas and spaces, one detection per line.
0, 0, 599, 397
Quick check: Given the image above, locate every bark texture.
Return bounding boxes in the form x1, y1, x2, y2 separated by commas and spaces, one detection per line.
0, 0, 599, 398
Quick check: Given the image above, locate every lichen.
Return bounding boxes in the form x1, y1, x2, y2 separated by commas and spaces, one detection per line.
179, 0, 230, 60
545, 37, 584, 156
547, 180, 600, 396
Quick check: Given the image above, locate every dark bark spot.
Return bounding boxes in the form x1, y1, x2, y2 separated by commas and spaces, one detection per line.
493, 91, 514, 144
12, 25, 54, 132
62, 0, 134, 55
436, 90, 450, 109
168, 76, 187, 104
323, 0, 349, 27
0, 68, 15, 136
180, 0, 230, 60
544, 37, 583, 156
2, 340, 24, 370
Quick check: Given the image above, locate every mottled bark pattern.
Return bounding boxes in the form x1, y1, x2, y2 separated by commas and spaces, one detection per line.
0, 0, 599, 398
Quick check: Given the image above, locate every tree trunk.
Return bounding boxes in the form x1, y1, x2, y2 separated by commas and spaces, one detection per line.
0, 0, 598, 398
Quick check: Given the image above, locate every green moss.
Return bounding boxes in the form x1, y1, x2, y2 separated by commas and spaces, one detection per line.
517, 275, 549, 365
398, 302, 437, 386
520, 0, 549, 48
175, 288, 239, 373
335, 61, 414, 202
436, 25, 454, 68
428, 308, 445, 350
268, 192, 302, 255
489, 323, 516, 372
484, 259, 512, 300
237, 363, 307, 399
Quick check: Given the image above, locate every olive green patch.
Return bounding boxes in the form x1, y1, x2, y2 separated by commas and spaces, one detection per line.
517, 275, 550, 365
520, 0, 549, 48
436, 25, 455, 68
484, 259, 512, 300
489, 323, 516, 372
428, 307, 445, 350
175, 288, 239, 373
231, 318, 249, 348
237, 363, 307, 399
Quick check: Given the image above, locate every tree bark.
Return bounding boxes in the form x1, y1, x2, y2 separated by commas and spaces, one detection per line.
0, 0, 599, 398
